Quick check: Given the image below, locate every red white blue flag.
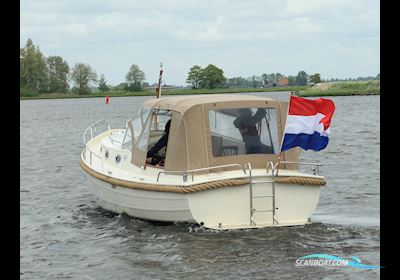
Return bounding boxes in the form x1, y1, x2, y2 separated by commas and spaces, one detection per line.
281, 95, 335, 152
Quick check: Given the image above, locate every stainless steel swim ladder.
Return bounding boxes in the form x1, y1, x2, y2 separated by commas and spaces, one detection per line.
245, 161, 279, 226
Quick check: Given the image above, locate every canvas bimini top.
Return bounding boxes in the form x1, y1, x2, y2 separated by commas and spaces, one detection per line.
130, 94, 300, 172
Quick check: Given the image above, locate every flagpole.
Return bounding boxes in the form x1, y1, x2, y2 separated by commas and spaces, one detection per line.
276, 90, 294, 176
156, 62, 163, 99
279, 90, 294, 151
153, 63, 163, 130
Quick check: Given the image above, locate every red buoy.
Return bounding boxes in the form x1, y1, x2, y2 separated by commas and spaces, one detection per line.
105, 96, 109, 104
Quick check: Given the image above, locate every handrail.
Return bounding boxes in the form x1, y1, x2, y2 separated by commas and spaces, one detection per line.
267, 160, 278, 225
156, 163, 247, 182
277, 160, 322, 175
121, 118, 132, 147
83, 119, 110, 146
83, 146, 104, 172
82, 120, 110, 172
266, 161, 279, 175
244, 162, 252, 172
277, 160, 323, 166
244, 162, 253, 225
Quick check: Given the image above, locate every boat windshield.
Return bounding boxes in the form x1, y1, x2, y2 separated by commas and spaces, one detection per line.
208, 107, 279, 157
151, 109, 172, 131
132, 106, 152, 152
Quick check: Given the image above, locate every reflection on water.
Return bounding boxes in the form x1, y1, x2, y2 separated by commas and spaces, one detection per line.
21, 93, 380, 279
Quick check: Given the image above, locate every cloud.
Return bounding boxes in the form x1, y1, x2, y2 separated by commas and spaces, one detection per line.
20, 0, 380, 85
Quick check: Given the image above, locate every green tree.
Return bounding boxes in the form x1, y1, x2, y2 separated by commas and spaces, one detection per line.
270, 73, 283, 84
47, 56, 70, 93
274, 73, 284, 84
288, 75, 296, 86
227, 76, 249, 87
201, 64, 226, 89
70, 63, 97, 94
35, 47, 49, 93
20, 38, 49, 93
295, 70, 309, 86
98, 74, 109, 92
186, 65, 204, 89
261, 73, 283, 86
250, 76, 263, 88
309, 73, 321, 84
126, 64, 145, 91
261, 73, 269, 86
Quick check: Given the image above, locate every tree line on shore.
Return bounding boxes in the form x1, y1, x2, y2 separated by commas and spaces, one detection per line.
186, 66, 320, 89
20, 39, 145, 96
20, 39, 380, 97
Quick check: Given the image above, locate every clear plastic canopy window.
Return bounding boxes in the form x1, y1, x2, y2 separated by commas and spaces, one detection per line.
132, 106, 152, 152
151, 109, 172, 131
132, 107, 172, 153
209, 108, 279, 157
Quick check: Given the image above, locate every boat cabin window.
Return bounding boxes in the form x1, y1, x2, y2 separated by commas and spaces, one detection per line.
146, 109, 172, 167
150, 109, 172, 132
209, 108, 279, 157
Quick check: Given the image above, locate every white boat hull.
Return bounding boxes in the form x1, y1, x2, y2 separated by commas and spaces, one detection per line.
81, 127, 325, 230
86, 174, 194, 222
187, 180, 320, 229
84, 169, 321, 230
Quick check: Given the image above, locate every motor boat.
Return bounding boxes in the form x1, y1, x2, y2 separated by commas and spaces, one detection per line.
80, 94, 326, 230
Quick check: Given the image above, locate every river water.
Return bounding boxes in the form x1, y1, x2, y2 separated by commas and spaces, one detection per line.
20, 92, 380, 279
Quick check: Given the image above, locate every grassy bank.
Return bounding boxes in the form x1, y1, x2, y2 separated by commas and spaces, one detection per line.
298, 80, 380, 97
20, 86, 307, 100
20, 80, 379, 100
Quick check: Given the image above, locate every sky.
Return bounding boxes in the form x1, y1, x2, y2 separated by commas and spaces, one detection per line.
21, 0, 380, 86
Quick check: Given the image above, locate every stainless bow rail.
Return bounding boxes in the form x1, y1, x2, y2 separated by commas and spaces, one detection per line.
156, 163, 247, 182
107, 119, 132, 147
82, 120, 111, 172
277, 160, 322, 175
83, 146, 104, 172
83, 119, 111, 146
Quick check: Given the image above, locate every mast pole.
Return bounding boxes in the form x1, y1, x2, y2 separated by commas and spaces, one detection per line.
153, 63, 163, 130
156, 62, 163, 98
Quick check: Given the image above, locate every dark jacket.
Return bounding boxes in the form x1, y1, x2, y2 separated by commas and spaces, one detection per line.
233, 109, 269, 154
147, 120, 171, 158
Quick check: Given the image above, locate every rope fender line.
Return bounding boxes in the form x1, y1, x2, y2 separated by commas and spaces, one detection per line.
275, 176, 326, 186
80, 159, 325, 193
80, 159, 248, 193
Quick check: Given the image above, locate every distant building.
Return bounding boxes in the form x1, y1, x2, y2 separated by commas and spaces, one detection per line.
277, 77, 289, 86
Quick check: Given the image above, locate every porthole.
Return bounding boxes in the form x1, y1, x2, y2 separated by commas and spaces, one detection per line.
115, 154, 121, 163
105, 151, 109, 159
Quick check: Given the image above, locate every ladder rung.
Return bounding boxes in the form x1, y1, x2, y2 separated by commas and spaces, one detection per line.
252, 180, 274, 184
253, 210, 273, 213
253, 195, 274, 198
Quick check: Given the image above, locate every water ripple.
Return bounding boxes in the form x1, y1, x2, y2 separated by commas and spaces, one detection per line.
20, 95, 380, 279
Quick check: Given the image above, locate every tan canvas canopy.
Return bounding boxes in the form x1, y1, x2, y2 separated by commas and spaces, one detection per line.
131, 94, 300, 171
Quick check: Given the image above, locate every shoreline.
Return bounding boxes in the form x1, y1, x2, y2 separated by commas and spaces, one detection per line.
20, 86, 379, 100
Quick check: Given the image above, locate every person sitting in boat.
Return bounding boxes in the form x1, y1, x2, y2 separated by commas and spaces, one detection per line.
146, 119, 171, 166
233, 108, 272, 154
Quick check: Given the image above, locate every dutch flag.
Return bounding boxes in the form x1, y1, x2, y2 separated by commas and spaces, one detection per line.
281, 95, 336, 152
